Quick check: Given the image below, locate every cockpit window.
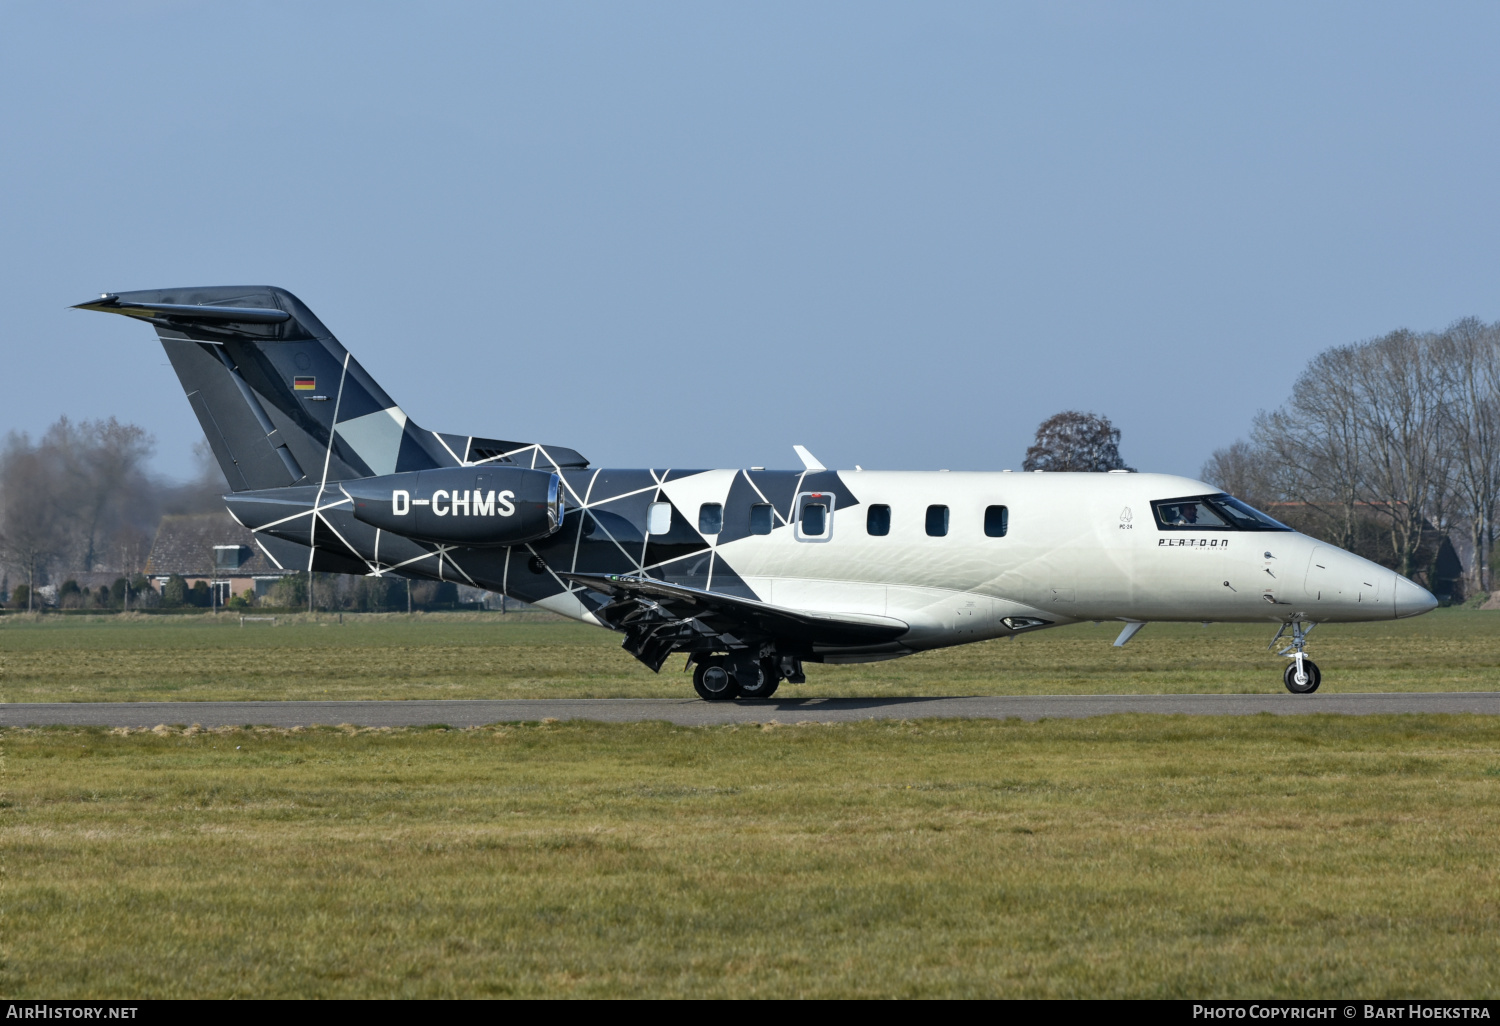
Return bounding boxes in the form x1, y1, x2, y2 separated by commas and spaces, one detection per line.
1213, 495, 1291, 531
1154, 499, 1228, 529
1151, 494, 1292, 532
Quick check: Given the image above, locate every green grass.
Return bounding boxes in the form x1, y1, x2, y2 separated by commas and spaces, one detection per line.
1, 607, 1497, 702
4, 613, 1498, 997
2, 716, 1499, 997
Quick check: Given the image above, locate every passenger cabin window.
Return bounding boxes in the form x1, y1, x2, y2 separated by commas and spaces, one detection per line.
749, 503, 774, 535
867, 504, 891, 536
1151, 494, 1291, 531
926, 505, 949, 537
698, 503, 723, 535
984, 505, 1008, 537
795, 491, 833, 541
646, 501, 673, 536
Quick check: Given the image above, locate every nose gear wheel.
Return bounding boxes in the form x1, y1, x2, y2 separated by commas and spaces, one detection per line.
1270, 621, 1321, 694
1283, 658, 1321, 694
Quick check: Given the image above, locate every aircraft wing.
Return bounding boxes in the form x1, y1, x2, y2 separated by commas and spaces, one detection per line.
559, 572, 909, 665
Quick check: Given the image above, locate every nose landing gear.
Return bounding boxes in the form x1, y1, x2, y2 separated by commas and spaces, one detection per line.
1270, 620, 1320, 694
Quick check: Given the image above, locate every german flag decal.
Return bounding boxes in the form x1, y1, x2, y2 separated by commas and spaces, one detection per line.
293, 376, 316, 391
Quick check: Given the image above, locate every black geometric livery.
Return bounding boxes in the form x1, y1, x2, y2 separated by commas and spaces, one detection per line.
78, 286, 893, 690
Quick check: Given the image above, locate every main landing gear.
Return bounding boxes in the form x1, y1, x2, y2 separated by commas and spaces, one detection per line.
1269, 620, 1321, 694
690, 655, 787, 701
693, 660, 737, 700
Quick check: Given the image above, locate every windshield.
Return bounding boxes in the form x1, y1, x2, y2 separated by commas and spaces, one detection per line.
1151, 494, 1292, 532
1212, 494, 1291, 531
1153, 498, 1229, 529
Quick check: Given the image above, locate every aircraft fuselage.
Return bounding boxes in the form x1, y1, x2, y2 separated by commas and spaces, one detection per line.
227, 466, 1435, 666
78, 284, 1439, 696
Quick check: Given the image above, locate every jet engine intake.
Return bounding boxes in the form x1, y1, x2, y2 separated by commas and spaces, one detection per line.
344, 466, 562, 547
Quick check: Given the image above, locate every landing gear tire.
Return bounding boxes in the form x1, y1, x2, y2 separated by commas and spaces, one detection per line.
1271, 621, 1321, 695
693, 659, 739, 701
1283, 658, 1321, 694
735, 659, 780, 699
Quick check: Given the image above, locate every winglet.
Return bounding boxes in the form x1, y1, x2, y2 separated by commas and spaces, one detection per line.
792, 445, 826, 472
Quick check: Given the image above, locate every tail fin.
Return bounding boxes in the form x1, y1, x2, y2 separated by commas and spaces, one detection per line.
77, 286, 587, 491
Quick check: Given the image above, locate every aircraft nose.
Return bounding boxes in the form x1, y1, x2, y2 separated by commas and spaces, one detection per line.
1393, 574, 1438, 618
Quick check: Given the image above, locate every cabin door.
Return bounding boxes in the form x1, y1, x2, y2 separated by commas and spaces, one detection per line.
793, 491, 835, 542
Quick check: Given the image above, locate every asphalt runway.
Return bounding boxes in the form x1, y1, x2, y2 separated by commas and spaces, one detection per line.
3, 692, 1499, 728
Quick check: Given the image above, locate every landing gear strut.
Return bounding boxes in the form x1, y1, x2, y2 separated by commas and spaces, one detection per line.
1270, 621, 1320, 694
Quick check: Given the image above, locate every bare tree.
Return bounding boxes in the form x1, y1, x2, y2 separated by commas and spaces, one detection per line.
0, 418, 223, 598
1349, 330, 1453, 579
1436, 317, 1500, 592
1200, 439, 1278, 506
1023, 411, 1132, 472
44, 416, 156, 572
0, 437, 67, 610
1220, 323, 1481, 591
162, 439, 233, 516
1250, 344, 1367, 551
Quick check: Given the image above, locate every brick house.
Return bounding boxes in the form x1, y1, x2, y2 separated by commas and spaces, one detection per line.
144, 512, 294, 604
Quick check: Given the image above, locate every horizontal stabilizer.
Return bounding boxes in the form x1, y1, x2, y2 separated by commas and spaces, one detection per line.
76, 296, 291, 324
74, 289, 325, 341
77, 285, 590, 493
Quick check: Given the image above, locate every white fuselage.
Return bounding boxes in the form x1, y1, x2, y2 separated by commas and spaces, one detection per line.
534, 470, 1436, 657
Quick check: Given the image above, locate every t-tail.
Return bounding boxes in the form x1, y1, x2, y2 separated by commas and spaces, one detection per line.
75, 286, 588, 492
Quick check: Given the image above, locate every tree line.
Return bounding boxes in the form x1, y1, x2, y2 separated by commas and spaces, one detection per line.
17, 569, 466, 614
6, 326, 1493, 612
1203, 317, 1500, 598
0, 416, 503, 613
0, 418, 224, 608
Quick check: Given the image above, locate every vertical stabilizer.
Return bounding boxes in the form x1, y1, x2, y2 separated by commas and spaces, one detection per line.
77, 286, 591, 493
77, 286, 447, 491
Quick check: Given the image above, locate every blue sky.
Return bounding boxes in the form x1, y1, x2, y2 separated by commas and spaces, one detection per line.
4, 2, 1499, 479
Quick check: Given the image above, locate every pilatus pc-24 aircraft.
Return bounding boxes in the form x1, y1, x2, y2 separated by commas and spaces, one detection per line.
79, 286, 1438, 699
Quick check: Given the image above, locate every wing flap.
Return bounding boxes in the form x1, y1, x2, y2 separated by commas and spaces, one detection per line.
559, 571, 909, 646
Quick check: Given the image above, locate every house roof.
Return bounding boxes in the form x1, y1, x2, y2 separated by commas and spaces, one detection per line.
144, 513, 289, 577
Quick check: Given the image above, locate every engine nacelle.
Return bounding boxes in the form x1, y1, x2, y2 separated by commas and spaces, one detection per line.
343, 466, 562, 547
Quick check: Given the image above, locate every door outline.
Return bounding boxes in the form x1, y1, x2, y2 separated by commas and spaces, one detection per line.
793, 491, 836, 542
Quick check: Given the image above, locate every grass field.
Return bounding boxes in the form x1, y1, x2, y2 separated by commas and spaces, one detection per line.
2, 607, 1499, 702
3, 610, 1499, 998
2, 716, 1499, 998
